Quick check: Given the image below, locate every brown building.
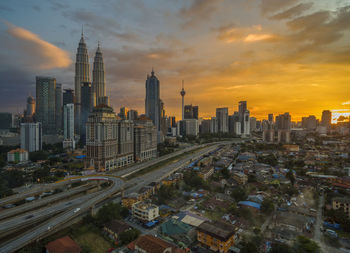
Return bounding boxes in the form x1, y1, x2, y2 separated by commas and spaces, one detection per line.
134, 116, 157, 162
197, 221, 236, 253
104, 220, 131, 241
45, 236, 81, 253
332, 197, 350, 219
128, 235, 186, 253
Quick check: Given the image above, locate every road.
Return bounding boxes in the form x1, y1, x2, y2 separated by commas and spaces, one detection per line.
0, 141, 231, 252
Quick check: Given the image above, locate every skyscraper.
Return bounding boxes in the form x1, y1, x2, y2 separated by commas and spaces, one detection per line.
268, 113, 274, 123
36, 76, 56, 134
63, 104, 75, 150
0, 113, 12, 130
180, 80, 186, 120
321, 110, 332, 129
145, 69, 161, 142
63, 89, 75, 106
55, 83, 62, 131
184, 105, 199, 120
20, 122, 42, 152
74, 31, 90, 134
81, 82, 95, 142
26, 95, 35, 117
127, 109, 138, 120
238, 101, 247, 134
92, 43, 106, 105
216, 107, 229, 133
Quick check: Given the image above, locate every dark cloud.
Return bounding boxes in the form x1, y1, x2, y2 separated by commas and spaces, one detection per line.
260, 0, 299, 15
270, 3, 313, 20
0, 4, 14, 12
62, 10, 139, 42
179, 0, 223, 28
32, 5, 41, 12
48, 0, 70, 11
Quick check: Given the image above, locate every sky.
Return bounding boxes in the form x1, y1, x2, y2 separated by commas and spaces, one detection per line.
0, 0, 350, 122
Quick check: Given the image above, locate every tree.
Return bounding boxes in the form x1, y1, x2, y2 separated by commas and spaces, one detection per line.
95, 203, 128, 225
183, 170, 204, 189
1, 170, 25, 188
231, 186, 247, 202
221, 168, 230, 178
29, 151, 48, 162
240, 241, 258, 253
119, 229, 140, 245
286, 170, 295, 186
269, 243, 293, 253
294, 236, 319, 253
158, 185, 177, 204
261, 199, 274, 214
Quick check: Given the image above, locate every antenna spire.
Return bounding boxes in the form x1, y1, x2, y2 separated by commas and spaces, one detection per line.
81, 24, 84, 37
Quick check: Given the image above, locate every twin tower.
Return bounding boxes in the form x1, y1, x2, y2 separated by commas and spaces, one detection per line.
74, 31, 107, 132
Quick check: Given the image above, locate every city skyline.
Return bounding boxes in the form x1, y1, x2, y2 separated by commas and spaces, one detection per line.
0, 0, 350, 122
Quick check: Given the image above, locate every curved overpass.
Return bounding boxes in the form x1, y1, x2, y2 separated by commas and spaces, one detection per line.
0, 175, 124, 253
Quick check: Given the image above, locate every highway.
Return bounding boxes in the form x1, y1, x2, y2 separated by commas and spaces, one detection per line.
0, 141, 232, 252
0, 184, 95, 221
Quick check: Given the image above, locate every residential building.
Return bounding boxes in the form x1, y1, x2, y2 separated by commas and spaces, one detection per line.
243, 110, 250, 136
233, 172, 248, 184
20, 122, 42, 152
36, 76, 56, 134
7, 149, 29, 163
216, 107, 229, 133
103, 220, 131, 241
302, 115, 317, 131
134, 116, 157, 162
332, 197, 350, 219
322, 110, 332, 129
45, 236, 81, 253
197, 221, 236, 253
130, 235, 185, 253
250, 117, 257, 132
132, 201, 159, 222
117, 120, 134, 167
127, 109, 138, 120
179, 119, 199, 136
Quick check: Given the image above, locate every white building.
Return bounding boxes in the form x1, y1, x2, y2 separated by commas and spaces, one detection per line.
132, 201, 159, 222
20, 122, 42, 152
63, 104, 75, 150
7, 148, 29, 162
179, 119, 199, 136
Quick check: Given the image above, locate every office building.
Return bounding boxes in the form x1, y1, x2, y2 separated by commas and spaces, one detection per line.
200, 119, 211, 134
55, 83, 62, 130
127, 109, 138, 121
0, 113, 12, 130
216, 107, 229, 133
302, 115, 317, 131
145, 69, 161, 142
63, 89, 75, 106
268, 113, 274, 123
179, 119, 199, 136
63, 104, 75, 150
238, 101, 248, 135
20, 122, 42, 152
321, 110, 332, 129
134, 116, 157, 162
81, 82, 95, 141
119, 107, 128, 120
184, 104, 199, 119
26, 95, 35, 117
85, 105, 119, 171
36, 76, 56, 134
243, 110, 250, 136
274, 112, 291, 143
117, 120, 134, 167
74, 31, 90, 135
92, 43, 106, 105
250, 117, 257, 132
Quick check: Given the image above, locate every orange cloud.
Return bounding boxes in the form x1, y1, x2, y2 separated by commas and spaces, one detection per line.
5, 21, 71, 69
244, 33, 277, 42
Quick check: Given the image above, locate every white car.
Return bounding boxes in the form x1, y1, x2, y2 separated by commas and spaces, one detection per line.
74, 208, 81, 213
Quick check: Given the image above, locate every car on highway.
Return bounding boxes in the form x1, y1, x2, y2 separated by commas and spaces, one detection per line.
73, 208, 80, 213
25, 214, 34, 219
47, 226, 51, 230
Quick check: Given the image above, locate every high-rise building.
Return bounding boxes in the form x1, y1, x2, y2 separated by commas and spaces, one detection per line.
26, 95, 35, 117
127, 109, 138, 121
250, 117, 257, 132
216, 108, 229, 133
36, 76, 56, 134
74, 31, 90, 135
200, 119, 211, 134
55, 83, 62, 131
92, 43, 106, 105
63, 104, 75, 150
268, 113, 274, 123
145, 69, 161, 142
20, 122, 42, 152
81, 82, 95, 142
134, 116, 157, 161
179, 119, 199, 136
0, 113, 12, 130
243, 110, 250, 136
238, 101, 248, 135
275, 112, 291, 143
321, 110, 332, 129
180, 80, 186, 120
302, 115, 317, 131
184, 105, 199, 120
119, 107, 128, 120
210, 117, 218, 134
63, 89, 75, 106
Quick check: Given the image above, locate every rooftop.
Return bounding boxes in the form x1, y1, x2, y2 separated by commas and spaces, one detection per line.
197, 221, 236, 241
45, 236, 81, 253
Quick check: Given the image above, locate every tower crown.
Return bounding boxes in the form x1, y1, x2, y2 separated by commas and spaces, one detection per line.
180, 80, 186, 96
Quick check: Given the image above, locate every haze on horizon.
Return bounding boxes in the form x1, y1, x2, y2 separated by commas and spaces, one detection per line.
0, 0, 349, 122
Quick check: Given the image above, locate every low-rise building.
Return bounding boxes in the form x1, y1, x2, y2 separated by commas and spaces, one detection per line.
122, 192, 142, 209
7, 148, 28, 163
233, 172, 248, 184
132, 201, 159, 222
198, 167, 214, 181
332, 197, 350, 219
104, 220, 131, 241
45, 236, 81, 253
197, 221, 236, 253
129, 235, 185, 253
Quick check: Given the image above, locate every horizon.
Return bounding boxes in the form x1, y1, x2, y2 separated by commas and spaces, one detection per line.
0, 0, 350, 122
